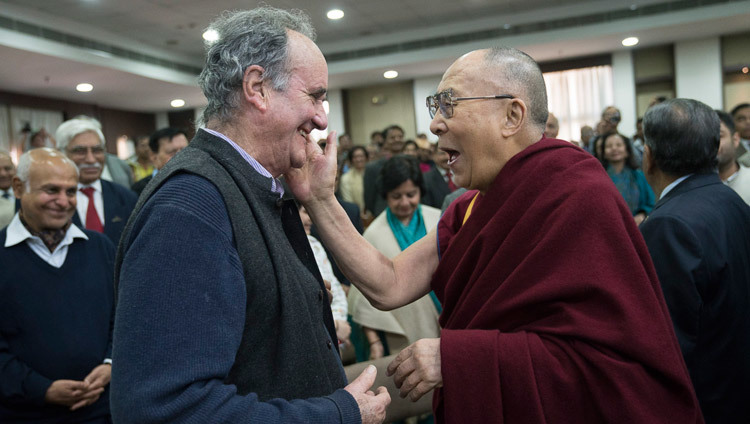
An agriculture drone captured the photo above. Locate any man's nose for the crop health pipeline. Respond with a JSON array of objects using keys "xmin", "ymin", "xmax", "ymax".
[
  {"xmin": 312, "ymin": 103, "xmax": 328, "ymax": 130},
  {"xmin": 429, "ymin": 114, "xmax": 446, "ymax": 136},
  {"xmin": 56, "ymin": 193, "xmax": 72, "ymax": 208}
]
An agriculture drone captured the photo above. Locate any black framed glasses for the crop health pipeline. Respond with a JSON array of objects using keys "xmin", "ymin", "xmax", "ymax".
[
  {"xmin": 67, "ymin": 145, "xmax": 105, "ymax": 157},
  {"xmin": 426, "ymin": 89, "xmax": 515, "ymax": 119}
]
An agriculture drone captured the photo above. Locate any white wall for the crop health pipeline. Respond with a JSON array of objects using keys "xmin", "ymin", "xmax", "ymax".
[
  {"xmin": 413, "ymin": 76, "xmax": 443, "ymax": 143},
  {"xmin": 155, "ymin": 112, "xmax": 169, "ymax": 129},
  {"xmin": 326, "ymin": 89, "xmax": 345, "ymax": 141},
  {"xmin": 612, "ymin": 50, "xmax": 637, "ymax": 137},
  {"xmin": 675, "ymin": 37, "xmax": 723, "ymax": 108}
]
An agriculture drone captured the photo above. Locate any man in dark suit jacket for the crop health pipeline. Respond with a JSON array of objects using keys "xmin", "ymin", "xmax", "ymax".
[
  {"xmin": 72, "ymin": 179, "xmax": 136, "ymax": 246},
  {"xmin": 131, "ymin": 127, "xmax": 189, "ymax": 196},
  {"xmin": 639, "ymin": 98, "xmax": 750, "ymax": 424},
  {"xmin": 56, "ymin": 118, "xmax": 137, "ymax": 246},
  {"xmin": 421, "ymin": 148, "xmax": 454, "ymax": 208}
]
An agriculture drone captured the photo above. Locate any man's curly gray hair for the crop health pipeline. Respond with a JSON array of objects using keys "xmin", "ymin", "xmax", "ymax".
[{"xmin": 198, "ymin": 7, "xmax": 316, "ymax": 126}]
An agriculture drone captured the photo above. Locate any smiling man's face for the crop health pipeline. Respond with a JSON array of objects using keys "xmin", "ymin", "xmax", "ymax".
[{"xmin": 264, "ymin": 30, "xmax": 329, "ymax": 177}]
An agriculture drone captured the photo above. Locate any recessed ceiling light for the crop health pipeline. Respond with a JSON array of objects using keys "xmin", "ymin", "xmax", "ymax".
[
  {"xmin": 76, "ymin": 83, "xmax": 93, "ymax": 92},
  {"xmin": 327, "ymin": 9, "xmax": 344, "ymax": 20},
  {"xmin": 622, "ymin": 37, "xmax": 639, "ymax": 47},
  {"xmin": 202, "ymin": 29, "xmax": 219, "ymax": 43},
  {"xmin": 630, "ymin": 4, "xmax": 638, "ymax": 10},
  {"xmin": 503, "ymin": 23, "xmax": 512, "ymax": 30},
  {"xmin": 383, "ymin": 70, "xmax": 398, "ymax": 79},
  {"xmin": 171, "ymin": 99, "xmax": 186, "ymax": 108},
  {"xmin": 742, "ymin": 66, "xmax": 749, "ymax": 74}
]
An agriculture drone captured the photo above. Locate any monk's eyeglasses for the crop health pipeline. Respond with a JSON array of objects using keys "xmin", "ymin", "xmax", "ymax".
[{"xmin": 426, "ymin": 88, "xmax": 515, "ymax": 119}]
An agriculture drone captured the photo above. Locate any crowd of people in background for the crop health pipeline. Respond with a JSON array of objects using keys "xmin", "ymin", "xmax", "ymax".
[{"xmin": 1, "ymin": 6, "xmax": 749, "ymax": 424}]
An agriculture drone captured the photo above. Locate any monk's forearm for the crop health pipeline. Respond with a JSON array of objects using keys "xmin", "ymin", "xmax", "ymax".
[{"xmin": 305, "ymin": 196, "xmax": 402, "ymax": 309}]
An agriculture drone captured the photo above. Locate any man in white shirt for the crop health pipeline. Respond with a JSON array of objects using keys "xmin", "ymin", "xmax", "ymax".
[
  {"xmin": 717, "ymin": 109, "xmax": 750, "ymax": 204},
  {"xmin": 730, "ymin": 103, "xmax": 750, "ymax": 163},
  {"xmin": 55, "ymin": 118, "xmax": 137, "ymax": 245},
  {"xmin": 0, "ymin": 148, "xmax": 115, "ymax": 423},
  {"xmin": 0, "ymin": 150, "xmax": 15, "ymax": 228}
]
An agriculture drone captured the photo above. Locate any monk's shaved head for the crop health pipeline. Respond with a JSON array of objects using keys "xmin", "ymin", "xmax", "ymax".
[{"xmin": 483, "ymin": 47, "xmax": 548, "ymax": 130}]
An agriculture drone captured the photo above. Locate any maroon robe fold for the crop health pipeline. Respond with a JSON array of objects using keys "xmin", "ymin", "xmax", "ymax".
[{"xmin": 432, "ymin": 138, "xmax": 702, "ymax": 423}]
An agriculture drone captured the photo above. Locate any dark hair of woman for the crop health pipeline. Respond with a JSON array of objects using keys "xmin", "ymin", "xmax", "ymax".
[
  {"xmin": 378, "ymin": 155, "xmax": 425, "ymax": 199},
  {"xmin": 347, "ymin": 145, "xmax": 369, "ymax": 162},
  {"xmin": 600, "ymin": 132, "xmax": 638, "ymax": 170}
]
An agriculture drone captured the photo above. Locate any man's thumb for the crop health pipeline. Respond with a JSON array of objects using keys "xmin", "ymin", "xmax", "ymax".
[{"xmin": 349, "ymin": 365, "xmax": 377, "ymax": 393}]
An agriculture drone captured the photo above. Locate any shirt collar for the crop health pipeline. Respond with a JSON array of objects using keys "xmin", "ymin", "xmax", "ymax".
[
  {"xmin": 200, "ymin": 128, "xmax": 285, "ymax": 198},
  {"xmin": 660, "ymin": 174, "xmax": 692, "ymax": 199},
  {"xmin": 78, "ymin": 179, "xmax": 102, "ymax": 192},
  {"xmin": 725, "ymin": 163, "xmax": 741, "ymax": 184},
  {"xmin": 4, "ymin": 212, "xmax": 88, "ymax": 248}
]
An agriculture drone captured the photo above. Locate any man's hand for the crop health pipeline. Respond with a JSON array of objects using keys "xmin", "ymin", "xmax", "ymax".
[
  {"xmin": 84, "ymin": 364, "xmax": 111, "ymax": 391},
  {"xmin": 335, "ymin": 319, "xmax": 351, "ymax": 346},
  {"xmin": 71, "ymin": 364, "xmax": 111, "ymax": 411},
  {"xmin": 323, "ymin": 279, "xmax": 333, "ymax": 305},
  {"xmin": 386, "ymin": 338, "xmax": 442, "ymax": 401},
  {"xmin": 286, "ymin": 132, "xmax": 338, "ymax": 206},
  {"xmin": 44, "ymin": 380, "xmax": 94, "ymax": 408},
  {"xmin": 344, "ymin": 365, "xmax": 391, "ymax": 424}
]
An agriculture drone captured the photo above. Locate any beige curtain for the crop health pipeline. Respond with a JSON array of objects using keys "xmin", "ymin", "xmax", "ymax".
[
  {"xmin": 544, "ymin": 65, "xmax": 614, "ymax": 143},
  {"xmin": 8, "ymin": 106, "xmax": 64, "ymax": 156}
]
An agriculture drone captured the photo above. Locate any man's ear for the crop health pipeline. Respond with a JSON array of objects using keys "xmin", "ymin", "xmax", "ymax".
[
  {"xmin": 501, "ymin": 99, "xmax": 526, "ymax": 137},
  {"xmin": 642, "ymin": 144, "xmax": 653, "ymax": 175},
  {"xmin": 11, "ymin": 176, "xmax": 24, "ymax": 199},
  {"xmin": 732, "ymin": 132, "xmax": 741, "ymax": 149},
  {"xmin": 242, "ymin": 65, "xmax": 269, "ymax": 112}
]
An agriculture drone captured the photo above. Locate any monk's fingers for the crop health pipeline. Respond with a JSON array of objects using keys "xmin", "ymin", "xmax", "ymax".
[
  {"xmin": 386, "ymin": 344, "xmax": 414, "ymax": 377},
  {"xmin": 390, "ymin": 356, "xmax": 416, "ymax": 388},
  {"xmin": 398, "ymin": 368, "xmax": 424, "ymax": 398},
  {"xmin": 407, "ymin": 381, "xmax": 436, "ymax": 402}
]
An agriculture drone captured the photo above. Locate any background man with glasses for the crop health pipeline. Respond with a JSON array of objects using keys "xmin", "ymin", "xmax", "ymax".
[
  {"xmin": 290, "ymin": 46, "xmax": 702, "ymax": 422},
  {"xmin": 56, "ymin": 118, "xmax": 137, "ymax": 245}
]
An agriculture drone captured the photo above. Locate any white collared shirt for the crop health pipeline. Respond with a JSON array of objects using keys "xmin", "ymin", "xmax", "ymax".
[
  {"xmin": 660, "ymin": 174, "xmax": 692, "ymax": 200},
  {"xmin": 200, "ymin": 128, "xmax": 285, "ymax": 197},
  {"xmin": 76, "ymin": 179, "xmax": 105, "ymax": 227},
  {"xmin": 4, "ymin": 213, "xmax": 88, "ymax": 268}
]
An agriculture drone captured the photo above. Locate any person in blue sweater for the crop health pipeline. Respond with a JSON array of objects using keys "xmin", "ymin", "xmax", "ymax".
[
  {"xmin": 0, "ymin": 148, "xmax": 115, "ymax": 423},
  {"xmin": 112, "ymin": 6, "xmax": 389, "ymax": 424}
]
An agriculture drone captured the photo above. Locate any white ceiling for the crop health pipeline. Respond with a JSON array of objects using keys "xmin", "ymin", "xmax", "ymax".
[{"xmin": 0, "ymin": 0, "xmax": 749, "ymax": 112}]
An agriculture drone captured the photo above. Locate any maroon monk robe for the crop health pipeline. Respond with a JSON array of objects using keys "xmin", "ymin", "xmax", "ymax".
[{"xmin": 432, "ymin": 138, "xmax": 702, "ymax": 423}]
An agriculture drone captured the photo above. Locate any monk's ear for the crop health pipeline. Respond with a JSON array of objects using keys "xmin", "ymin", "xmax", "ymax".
[
  {"xmin": 242, "ymin": 65, "xmax": 269, "ymax": 112},
  {"xmin": 501, "ymin": 98, "xmax": 526, "ymax": 137}
]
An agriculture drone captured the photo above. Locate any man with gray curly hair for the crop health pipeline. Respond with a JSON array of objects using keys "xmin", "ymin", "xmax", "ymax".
[{"xmin": 112, "ymin": 6, "xmax": 389, "ymax": 424}]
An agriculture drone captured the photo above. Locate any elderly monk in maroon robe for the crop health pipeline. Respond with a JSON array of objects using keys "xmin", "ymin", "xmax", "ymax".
[{"xmin": 288, "ymin": 46, "xmax": 703, "ymax": 423}]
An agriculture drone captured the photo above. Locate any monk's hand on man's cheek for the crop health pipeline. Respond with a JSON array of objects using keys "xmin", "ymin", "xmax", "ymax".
[
  {"xmin": 286, "ymin": 131, "xmax": 338, "ymax": 206},
  {"xmin": 386, "ymin": 338, "xmax": 443, "ymax": 401}
]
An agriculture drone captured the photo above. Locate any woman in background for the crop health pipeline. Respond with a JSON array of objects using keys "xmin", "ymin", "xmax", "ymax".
[
  {"xmin": 347, "ymin": 155, "xmax": 441, "ymax": 360},
  {"xmin": 600, "ymin": 132, "xmax": 654, "ymax": 224}
]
